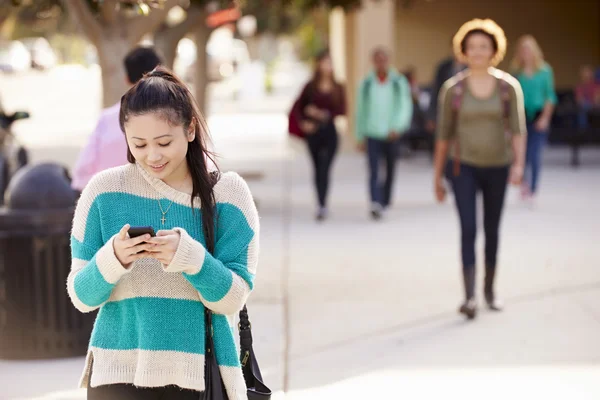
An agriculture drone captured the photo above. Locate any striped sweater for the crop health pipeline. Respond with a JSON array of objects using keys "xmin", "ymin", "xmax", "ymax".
[{"xmin": 67, "ymin": 163, "xmax": 259, "ymax": 399}]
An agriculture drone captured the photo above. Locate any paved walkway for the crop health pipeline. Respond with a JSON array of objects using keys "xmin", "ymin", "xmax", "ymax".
[
  {"xmin": 2, "ymin": 142, "xmax": 599, "ymax": 399},
  {"xmin": 1, "ymin": 65, "xmax": 599, "ymax": 399}
]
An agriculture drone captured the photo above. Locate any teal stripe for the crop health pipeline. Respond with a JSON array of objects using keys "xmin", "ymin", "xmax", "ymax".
[
  {"xmin": 91, "ymin": 297, "xmax": 206, "ymax": 355},
  {"xmin": 91, "ymin": 298, "xmax": 240, "ymax": 367},
  {"xmin": 79, "ymin": 200, "xmax": 104, "ymax": 251},
  {"xmin": 183, "ymin": 203, "xmax": 255, "ymax": 301},
  {"xmin": 214, "ymin": 204, "xmax": 255, "ymax": 290},
  {"xmin": 212, "ymin": 313, "xmax": 240, "ymax": 367},
  {"xmin": 186, "ymin": 257, "xmax": 233, "ymax": 302},
  {"xmin": 71, "ymin": 237, "xmax": 97, "ymax": 262},
  {"xmin": 73, "ymin": 257, "xmax": 114, "ymax": 307}
]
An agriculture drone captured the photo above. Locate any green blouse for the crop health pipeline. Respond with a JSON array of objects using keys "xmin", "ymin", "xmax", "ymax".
[{"xmin": 514, "ymin": 63, "xmax": 557, "ymax": 121}]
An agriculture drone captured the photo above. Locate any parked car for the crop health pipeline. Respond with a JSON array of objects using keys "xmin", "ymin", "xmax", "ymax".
[
  {"xmin": 21, "ymin": 37, "xmax": 58, "ymax": 70},
  {"xmin": 0, "ymin": 40, "xmax": 31, "ymax": 73}
]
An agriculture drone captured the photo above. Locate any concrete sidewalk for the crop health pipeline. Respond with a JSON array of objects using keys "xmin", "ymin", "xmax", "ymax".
[{"xmin": 2, "ymin": 143, "xmax": 599, "ymax": 400}]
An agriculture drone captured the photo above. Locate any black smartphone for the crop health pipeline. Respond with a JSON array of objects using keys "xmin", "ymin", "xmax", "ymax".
[{"xmin": 128, "ymin": 226, "xmax": 156, "ymax": 239}]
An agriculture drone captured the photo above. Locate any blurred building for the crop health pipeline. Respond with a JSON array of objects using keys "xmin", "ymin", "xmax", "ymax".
[{"xmin": 329, "ymin": 0, "xmax": 600, "ymax": 138}]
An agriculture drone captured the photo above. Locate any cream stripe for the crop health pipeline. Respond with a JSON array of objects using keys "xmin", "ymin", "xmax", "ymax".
[
  {"xmin": 214, "ymin": 172, "xmax": 260, "ymax": 276},
  {"xmin": 214, "ymin": 172, "xmax": 260, "ymax": 231},
  {"xmin": 82, "ymin": 348, "xmax": 206, "ymax": 391},
  {"xmin": 108, "ymin": 257, "xmax": 201, "ymax": 302},
  {"xmin": 220, "ymin": 365, "xmax": 249, "ymax": 400},
  {"xmin": 72, "ymin": 168, "xmax": 259, "ymax": 242}
]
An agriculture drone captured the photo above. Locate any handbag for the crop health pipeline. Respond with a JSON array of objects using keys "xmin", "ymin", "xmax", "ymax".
[
  {"xmin": 288, "ymin": 82, "xmax": 319, "ymax": 140},
  {"xmin": 288, "ymin": 97, "xmax": 306, "ymax": 139},
  {"xmin": 203, "ymin": 175, "xmax": 271, "ymax": 400}
]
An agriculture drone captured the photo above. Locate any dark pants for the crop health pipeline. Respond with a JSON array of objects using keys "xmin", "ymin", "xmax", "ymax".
[
  {"xmin": 306, "ymin": 121, "xmax": 338, "ymax": 207},
  {"xmin": 88, "ymin": 384, "xmax": 204, "ymax": 400},
  {"xmin": 367, "ymin": 137, "xmax": 398, "ymax": 207},
  {"xmin": 446, "ymin": 162, "xmax": 509, "ymax": 272},
  {"xmin": 525, "ymin": 122, "xmax": 547, "ymax": 194}
]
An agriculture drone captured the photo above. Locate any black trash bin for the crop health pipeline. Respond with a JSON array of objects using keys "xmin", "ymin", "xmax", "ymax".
[{"xmin": 0, "ymin": 163, "xmax": 95, "ymax": 359}]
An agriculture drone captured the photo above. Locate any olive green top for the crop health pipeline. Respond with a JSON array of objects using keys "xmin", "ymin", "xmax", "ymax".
[{"xmin": 436, "ymin": 68, "xmax": 527, "ymax": 167}]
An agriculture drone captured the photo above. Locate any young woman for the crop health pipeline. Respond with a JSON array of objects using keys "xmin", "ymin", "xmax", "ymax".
[
  {"xmin": 67, "ymin": 67, "xmax": 259, "ymax": 399},
  {"xmin": 295, "ymin": 49, "xmax": 346, "ymax": 221},
  {"xmin": 511, "ymin": 35, "xmax": 557, "ymax": 203},
  {"xmin": 433, "ymin": 19, "xmax": 527, "ymax": 319}
]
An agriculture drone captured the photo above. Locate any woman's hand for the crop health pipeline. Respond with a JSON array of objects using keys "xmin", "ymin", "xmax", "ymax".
[
  {"xmin": 300, "ymin": 120, "xmax": 317, "ymax": 135},
  {"xmin": 147, "ymin": 230, "xmax": 181, "ymax": 266},
  {"xmin": 304, "ymin": 104, "xmax": 320, "ymax": 119},
  {"xmin": 113, "ymin": 224, "xmax": 154, "ymax": 268},
  {"xmin": 509, "ymin": 164, "xmax": 524, "ymax": 186},
  {"xmin": 534, "ymin": 116, "xmax": 550, "ymax": 132},
  {"xmin": 434, "ymin": 177, "xmax": 446, "ymax": 203},
  {"xmin": 316, "ymin": 109, "xmax": 330, "ymax": 122}
]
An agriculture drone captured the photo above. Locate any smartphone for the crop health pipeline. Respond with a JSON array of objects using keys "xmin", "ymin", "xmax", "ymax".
[{"xmin": 128, "ymin": 226, "xmax": 156, "ymax": 239}]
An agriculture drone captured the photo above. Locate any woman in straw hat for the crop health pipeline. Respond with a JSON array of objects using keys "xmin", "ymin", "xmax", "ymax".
[{"xmin": 433, "ymin": 19, "xmax": 527, "ymax": 320}]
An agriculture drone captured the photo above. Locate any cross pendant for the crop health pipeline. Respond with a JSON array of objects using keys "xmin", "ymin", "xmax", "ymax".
[{"xmin": 161, "ymin": 215, "xmax": 166, "ymax": 225}]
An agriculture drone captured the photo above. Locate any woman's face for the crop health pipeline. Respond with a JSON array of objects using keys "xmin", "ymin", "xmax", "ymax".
[
  {"xmin": 581, "ymin": 66, "xmax": 594, "ymax": 82},
  {"xmin": 318, "ymin": 56, "xmax": 333, "ymax": 77},
  {"xmin": 519, "ymin": 41, "xmax": 535, "ymax": 65},
  {"xmin": 125, "ymin": 112, "xmax": 194, "ymax": 181},
  {"xmin": 464, "ymin": 33, "xmax": 495, "ymax": 69}
]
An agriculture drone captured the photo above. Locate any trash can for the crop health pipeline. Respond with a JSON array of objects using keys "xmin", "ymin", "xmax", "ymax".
[{"xmin": 0, "ymin": 163, "xmax": 95, "ymax": 359}]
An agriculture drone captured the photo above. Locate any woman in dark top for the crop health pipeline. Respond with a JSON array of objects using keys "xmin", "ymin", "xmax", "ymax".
[{"xmin": 296, "ymin": 49, "xmax": 346, "ymax": 221}]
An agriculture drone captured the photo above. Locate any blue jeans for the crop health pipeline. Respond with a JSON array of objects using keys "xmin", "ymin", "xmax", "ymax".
[
  {"xmin": 445, "ymin": 162, "xmax": 509, "ymax": 270},
  {"xmin": 578, "ymin": 102, "xmax": 591, "ymax": 129},
  {"xmin": 525, "ymin": 123, "xmax": 548, "ymax": 194},
  {"xmin": 367, "ymin": 137, "xmax": 398, "ymax": 207}
]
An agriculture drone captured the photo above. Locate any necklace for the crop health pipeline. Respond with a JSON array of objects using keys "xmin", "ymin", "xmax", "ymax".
[
  {"xmin": 157, "ymin": 198, "xmax": 175, "ymax": 226},
  {"xmin": 157, "ymin": 174, "xmax": 190, "ymax": 225}
]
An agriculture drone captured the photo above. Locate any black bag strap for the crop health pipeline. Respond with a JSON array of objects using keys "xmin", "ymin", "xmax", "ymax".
[{"xmin": 203, "ymin": 172, "xmax": 271, "ymax": 399}]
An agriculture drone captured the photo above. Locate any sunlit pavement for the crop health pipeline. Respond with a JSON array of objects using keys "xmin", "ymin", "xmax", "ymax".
[{"xmin": 1, "ymin": 65, "xmax": 599, "ymax": 400}]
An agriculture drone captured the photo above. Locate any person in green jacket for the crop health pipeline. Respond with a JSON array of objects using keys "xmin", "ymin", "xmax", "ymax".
[{"xmin": 355, "ymin": 47, "xmax": 413, "ymax": 220}]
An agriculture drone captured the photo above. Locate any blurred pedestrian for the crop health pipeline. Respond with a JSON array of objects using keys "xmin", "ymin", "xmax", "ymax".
[
  {"xmin": 511, "ymin": 35, "xmax": 557, "ymax": 204},
  {"xmin": 575, "ymin": 64, "xmax": 600, "ymax": 129},
  {"xmin": 67, "ymin": 67, "xmax": 259, "ymax": 399},
  {"xmin": 71, "ymin": 46, "xmax": 162, "ymax": 193},
  {"xmin": 433, "ymin": 19, "xmax": 527, "ymax": 319},
  {"xmin": 427, "ymin": 39, "xmax": 466, "ymax": 134},
  {"xmin": 355, "ymin": 47, "xmax": 413, "ymax": 220},
  {"xmin": 292, "ymin": 49, "xmax": 346, "ymax": 221}
]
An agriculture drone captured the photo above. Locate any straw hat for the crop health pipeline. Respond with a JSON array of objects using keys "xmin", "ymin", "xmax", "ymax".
[{"xmin": 452, "ymin": 18, "xmax": 507, "ymax": 66}]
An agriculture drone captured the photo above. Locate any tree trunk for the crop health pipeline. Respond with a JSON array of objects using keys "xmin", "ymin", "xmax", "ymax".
[
  {"xmin": 194, "ymin": 24, "xmax": 211, "ymax": 116},
  {"xmin": 154, "ymin": 6, "xmax": 208, "ymax": 72},
  {"xmin": 96, "ymin": 36, "xmax": 131, "ymax": 108},
  {"xmin": 154, "ymin": 26, "xmax": 182, "ymax": 70}
]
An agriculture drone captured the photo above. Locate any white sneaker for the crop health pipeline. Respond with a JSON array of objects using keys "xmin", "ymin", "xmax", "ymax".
[
  {"xmin": 316, "ymin": 207, "xmax": 327, "ymax": 221},
  {"xmin": 370, "ymin": 202, "xmax": 383, "ymax": 220}
]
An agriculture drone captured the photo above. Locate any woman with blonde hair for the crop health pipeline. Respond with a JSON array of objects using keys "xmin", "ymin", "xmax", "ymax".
[
  {"xmin": 434, "ymin": 19, "xmax": 526, "ymax": 319},
  {"xmin": 511, "ymin": 35, "xmax": 557, "ymax": 203}
]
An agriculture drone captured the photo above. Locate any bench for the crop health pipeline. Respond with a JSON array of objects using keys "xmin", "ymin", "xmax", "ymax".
[{"xmin": 549, "ymin": 90, "xmax": 600, "ymax": 167}]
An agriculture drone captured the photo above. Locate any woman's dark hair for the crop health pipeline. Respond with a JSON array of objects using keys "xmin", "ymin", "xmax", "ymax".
[
  {"xmin": 461, "ymin": 28, "xmax": 498, "ymax": 55},
  {"xmin": 310, "ymin": 48, "xmax": 343, "ymax": 109},
  {"xmin": 119, "ymin": 67, "xmax": 219, "ymax": 248}
]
